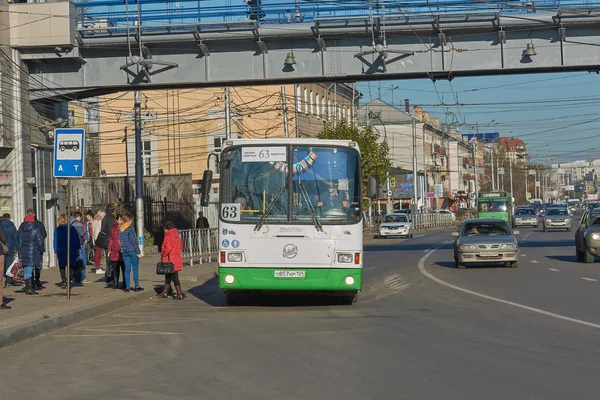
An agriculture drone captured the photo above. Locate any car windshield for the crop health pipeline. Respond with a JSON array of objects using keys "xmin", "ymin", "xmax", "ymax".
[
  {"xmin": 478, "ymin": 199, "xmax": 508, "ymax": 212},
  {"xmin": 591, "ymin": 217, "xmax": 600, "ymax": 226},
  {"xmin": 382, "ymin": 215, "xmax": 408, "ymax": 223},
  {"xmin": 516, "ymin": 209, "xmax": 536, "ymax": 216},
  {"xmin": 462, "ymin": 222, "xmax": 510, "ymax": 236},
  {"xmin": 547, "ymin": 209, "xmax": 568, "ymax": 216}
]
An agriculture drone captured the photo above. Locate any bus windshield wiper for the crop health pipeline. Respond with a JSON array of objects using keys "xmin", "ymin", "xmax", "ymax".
[
  {"xmin": 254, "ymin": 187, "xmax": 286, "ymax": 231},
  {"xmin": 299, "ymin": 183, "xmax": 323, "ymax": 232}
]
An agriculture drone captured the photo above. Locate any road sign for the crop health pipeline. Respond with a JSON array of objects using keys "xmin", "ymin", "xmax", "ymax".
[
  {"xmin": 387, "ymin": 190, "xmax": 393, "ymax": 197},
  {"xmin": 526, "ymin": 192, "xmax": 531, "ymax": 200},
  {"xmin": 53, "ymin": 128, "xmax": 85, "ymax": 177}
]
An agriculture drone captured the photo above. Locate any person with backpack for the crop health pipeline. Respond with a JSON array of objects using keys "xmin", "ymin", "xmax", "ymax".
[
  {"xmin": 118, "ymin": 213, "xmax": 142, "ymax": 292},
  {"xmin": 157, "ymin": 220, "xmax": 184, "ymax": 300},
  {"xmin": 16, "ymin": 213, "xmax": 44, "ymax": 295}
]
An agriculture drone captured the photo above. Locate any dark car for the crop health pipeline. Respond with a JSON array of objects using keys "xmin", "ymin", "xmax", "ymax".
[{"xmin": 575, "ymin": 208, "xmax": 600, "ymax": 263}]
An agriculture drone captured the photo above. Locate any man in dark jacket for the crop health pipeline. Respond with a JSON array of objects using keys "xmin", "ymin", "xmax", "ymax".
[
  {"xmin": 17, "ymin": 213, "xmax": 44, "ymax": 295},
  {"xmin": 0, "ymin": 223, "xmax": 10, "ymax": 308},
  {"xmin": 26, "ymin": 208, "xmax": 46, "ymax": 289},
  {"xmin": 97, "ymin": 205, "xmax": 115, "ymax": 272},
  {"xmin": 1, "ymin": 214, "xmax": 19, "ymax": 287},
  {"xmin": 70, "ymin": 212, "xmax": 87, "ymax": 283}
]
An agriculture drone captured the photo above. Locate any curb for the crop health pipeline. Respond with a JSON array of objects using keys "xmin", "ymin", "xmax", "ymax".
[{"xmin": 0, "ymin": 267, "xmax": 217, "ymax": 350}]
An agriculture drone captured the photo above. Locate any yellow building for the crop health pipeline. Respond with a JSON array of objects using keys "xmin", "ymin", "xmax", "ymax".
[{"xmin": 72, "ymin": 83, "xmax": 359, "ymax": 180}]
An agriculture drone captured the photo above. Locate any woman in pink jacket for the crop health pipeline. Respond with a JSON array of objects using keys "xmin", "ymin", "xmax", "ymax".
[{"xmin": 157, "ymin": 220, "xmax": 184, "ymax": 300}]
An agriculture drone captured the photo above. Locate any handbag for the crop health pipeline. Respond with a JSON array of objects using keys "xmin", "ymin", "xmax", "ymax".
[
  {"xmin": 7, "ymin": 258, "xmax": 24, "ymax": 282},
  {"xmin": 156, "ymin": 254, "xmax": 175, "ymax": 275},
  {"xmin": 0, "ymin": 241, "xmax": 8, "ymax": 254}
]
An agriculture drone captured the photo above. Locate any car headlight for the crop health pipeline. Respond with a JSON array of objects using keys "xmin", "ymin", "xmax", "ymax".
[
  {"xmin": 500, "ymin": 243, "xmax": 517, "ymax": 249},
  {"xmin": 459, "ymin": 245, "xmax": 478, "ymax": 250},
  {"xmin": 337, "ymin": 253, "xmax": 353, "ymax": 263},
  {"xmin": 564, "ymin": 219, "xmax": 570, "ymax": 223},
  {"xmin": 544, "ymin": 219, "xmax": 550, "ymax": 223},
  {"xmin": 227, "ymin": 252, "xmax": 244, "ymax": 262},
  {"xmin": 592, "ymin": 233, "xmax": 600, "ymax": 240}
]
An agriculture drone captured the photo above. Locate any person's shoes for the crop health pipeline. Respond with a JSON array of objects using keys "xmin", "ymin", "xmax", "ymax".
[
  {"xmin": 81, "ymin": 280, "xmax": 91, "ymax": 284},
  {"xmin": 134, "ymin": 287, "xmax": 144, "ymax": 293},
  {"xmin": 157, "ymin": 284, "xmax": 170, "ymax": 298},
  {"xmin": 0, "ymin": 303, "xmax": 11, "ymax": 309},
  {"xmin": 174, "ymin": 285, "xmax": 184, "ymax": 300},
  {"xmin": 26, "ymin": 278, "xmax": 37, "ymax": 295},
  {"xmin": 123, "ymin": 288, "xmax": 130, "ymax": 293},
  {"xmin": 95, "ymin": 268, "xmax": 105, "ymax": 275}
]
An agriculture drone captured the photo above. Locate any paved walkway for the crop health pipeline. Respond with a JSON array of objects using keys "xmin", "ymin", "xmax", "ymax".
[{"xmin": 0, "ymin": 255, "xmax": 216, "ymax": 349}]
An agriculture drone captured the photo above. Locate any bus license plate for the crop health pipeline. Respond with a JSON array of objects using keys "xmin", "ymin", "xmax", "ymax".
[
  {"xmin": 274, "ymin": 270, "xmax": 306, "ymax": 278},
  {"xmin": 480, "ymin": 252, "xmax": 499, "ymax": 257}
]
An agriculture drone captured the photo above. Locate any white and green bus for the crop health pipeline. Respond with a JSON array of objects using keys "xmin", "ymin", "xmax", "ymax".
[{"xmin": 203, "ymin": 138, "xmax": 363, "ymax": 305}]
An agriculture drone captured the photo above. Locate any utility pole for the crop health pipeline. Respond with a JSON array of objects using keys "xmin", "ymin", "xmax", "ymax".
[
  {"xmin": 225, "ymin": 87, "xmax": 231, "ymax": 139},
  {"xmin": 509, "ymin": 156, "xmax": 514, "ymax": 204},
  {"xmin": 524, "ymin": 158, "xmax": 528, "ymax": 203},
  {"xmin": 412, "ymin": 118, "xmax": 419, "ymax": 218},
  {"xmin": 491, "ymin": 147, "xmax": 495, "ymax": 190},
  {"xmin": 473, "ymin": 138, "xmax": 478, "ymax": 208},
  {"xmin": 281, "ymin": 85, "xmax": 289, "ymax": 138},
  {"xmin": 294, "ymin": 84, "xmax": 300, "ymax": 137},
  {"xmin": 134, "ymin": 90, "xmax": 145, "ymax": 256}
]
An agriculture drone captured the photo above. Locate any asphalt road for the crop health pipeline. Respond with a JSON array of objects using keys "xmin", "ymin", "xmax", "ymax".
[{"xmin": 1, "ymin": 221, "xmax": 600, "ymax": 400}]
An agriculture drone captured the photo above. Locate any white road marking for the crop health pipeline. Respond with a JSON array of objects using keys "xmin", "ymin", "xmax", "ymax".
[
  {"xmin": 521, "ymin": 254, "xmax": 527, "ymax": 257},
  {"xmin": 548, "ymin": 267, "xmax": 559, "ymax": 271},
  {"xmin": 581, "ymin": 277, "xmax": 598, "ymax": 282},
  {"xmin": 418, "ymin": 245, "xmax": 600, "ymax": 330},
  {"xmin": 413, "ymin": 234, "xmax": 426, "ymax": 239},
  {"xmin": 531, "ymin": 260, "xmax": 539, "ymax": 264}
]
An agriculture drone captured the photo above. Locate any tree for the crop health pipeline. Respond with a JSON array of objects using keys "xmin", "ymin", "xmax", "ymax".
[{"xmin": 318, "ymin": 121, "xmax": 391, "ymax": 200}]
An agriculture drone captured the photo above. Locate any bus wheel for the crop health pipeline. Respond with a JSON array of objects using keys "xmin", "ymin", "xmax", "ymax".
[{"xmin": 224, "ymin": 290, "xmax": 246, "ymax": 306}]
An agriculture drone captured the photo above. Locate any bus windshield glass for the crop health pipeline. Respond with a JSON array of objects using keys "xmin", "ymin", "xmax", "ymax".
[
  {"xmin": 478, "ymin": 199, "xmax": 508, "ymax": 213},
  {"xmin": 219, "ymin": 144, "xmax": 361, "ymax": 225}
]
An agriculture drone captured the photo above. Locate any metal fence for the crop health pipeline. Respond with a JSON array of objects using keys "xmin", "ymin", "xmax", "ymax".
[
  {"xmin": 180, "ymin": 228, "xmax": 218, "ymax": 266},
  {"xmin": 412, "ymin": 213, "xmax": 455, "ymax": 229}
]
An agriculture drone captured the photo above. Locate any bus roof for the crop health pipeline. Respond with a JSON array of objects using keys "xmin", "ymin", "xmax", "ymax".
[
  {"xmin": 223, "ymin": 138, "xmax": 360, "ymax": 151},
  {"xmin": 478, "ymin": 191, "xmax": 509, "ymax": 198}
]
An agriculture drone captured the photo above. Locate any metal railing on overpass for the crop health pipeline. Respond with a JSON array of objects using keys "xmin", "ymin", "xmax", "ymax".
[
  {"xmin": 75, "ymin": 0, "xmax": 600, "ymax": 37},
  {"xmin": 180, "ymin": 228, "xmax": 218, "ymax": 266}
]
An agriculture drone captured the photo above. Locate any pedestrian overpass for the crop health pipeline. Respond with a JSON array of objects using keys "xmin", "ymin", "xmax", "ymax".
[{"xmin": 11, "ymin": 0, "xmax": 600, "ymax": 102}]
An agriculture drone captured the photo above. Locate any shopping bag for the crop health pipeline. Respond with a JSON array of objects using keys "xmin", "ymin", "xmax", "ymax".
[{"xmin": 7, "ymin": 259, "xmax": 24, "ymax": 282}]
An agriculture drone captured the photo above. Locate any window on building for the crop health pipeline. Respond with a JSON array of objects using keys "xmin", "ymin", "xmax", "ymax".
[
  {"xmin": 328, "ymin": 99, "xmax": 332, "ymax": 120},
  {"xmin": 303, "ymin": 88, "xmax": 308, "ymax": 114},
  {"xmin": 142, "ymin": 140, "xmax": 152, "ymax": 175},
  {"xmin": 296, "ymin": 85, "xmax": 302, "ymax": 114},
  {"xmin": 316, "ymin": 94, "xmax": 321, "ymax": 117},
  {"xmin": 310, "ymin": 91, "xmax": 314, "ymax": 115}
]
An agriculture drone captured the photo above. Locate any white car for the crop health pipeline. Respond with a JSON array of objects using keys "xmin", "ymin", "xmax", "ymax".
[
  {"xmin": 379, "ymin": 213, "xmax": 414, "ymax": 238},
  {"xmin": 433, "ymin": 209, "xmax": 456, "ymax": 221}
]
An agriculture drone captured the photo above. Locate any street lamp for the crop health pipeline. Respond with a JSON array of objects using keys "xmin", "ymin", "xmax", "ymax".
[{"xmin": 368, "ymin": 112, "xmax": 393, "ymax": 214}]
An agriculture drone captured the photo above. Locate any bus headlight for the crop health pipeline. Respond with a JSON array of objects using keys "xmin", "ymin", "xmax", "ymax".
[
  {"xmin": 592, "ymin": 233, "xmax": 600, "ymax": 240},
  {"xmin": 345, "ymin": 276, "xmax": 355, "ymax": 285},
  {"xmin": 224, "ymin": 274, "xmax": 235, "ymax": 284},
  {"xmin": 337, "ymin": 253, "xmax": 353, "ymax": 263},
  {"xmin": 227, "ymin": 252, "xmax": 244, "ymax": 262}
]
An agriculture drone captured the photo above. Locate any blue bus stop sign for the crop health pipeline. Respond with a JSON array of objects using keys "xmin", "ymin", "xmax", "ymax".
[{"xmin": 53, "ymin": 128, "xmax": 85, "ymax": 178}]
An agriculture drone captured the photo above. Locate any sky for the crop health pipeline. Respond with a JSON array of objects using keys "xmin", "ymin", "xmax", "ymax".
[{"xmin": 356, "ymin": 72, "xmax": 600, "ymax": 165}]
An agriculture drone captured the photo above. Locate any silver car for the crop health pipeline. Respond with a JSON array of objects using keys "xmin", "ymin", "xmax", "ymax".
[
  {"xmin": 453, "ymin": 218, "xmax": 520, "ymax": 269},
  {"xmin": 378, "ymin": 213, "xmax": 414, "ymax": 238},
  {"xmin": 513, "ymin": 208, "xmax": 539, "ymax": 228},
  {"xmin": 543, "ymin": 208, "xmax": 571, "ymax": 232}
]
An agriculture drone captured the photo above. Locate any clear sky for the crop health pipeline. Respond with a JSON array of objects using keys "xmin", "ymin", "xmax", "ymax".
[{"xmin": 357, "ymin": 72, "xmax": 600, "ymax": 165}]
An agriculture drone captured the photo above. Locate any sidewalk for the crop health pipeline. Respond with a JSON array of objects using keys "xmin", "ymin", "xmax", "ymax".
[{"xmin": 0, "ymin": 255, "xmax": 217, "ymax": 349}]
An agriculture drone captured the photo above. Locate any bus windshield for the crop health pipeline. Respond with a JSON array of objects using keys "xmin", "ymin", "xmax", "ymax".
[
  {"xmin": 219, "ymin": 144, "xmax": 361, "ymax": 225},
  {"xmin": 478, "ymin": 199, "xmax": 508, "ymax": 213}
]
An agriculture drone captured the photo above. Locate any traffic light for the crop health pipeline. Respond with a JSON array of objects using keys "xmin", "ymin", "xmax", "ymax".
[{"xmin": 200, "ymin": 169, "xmax": 213, "ymax": 207}]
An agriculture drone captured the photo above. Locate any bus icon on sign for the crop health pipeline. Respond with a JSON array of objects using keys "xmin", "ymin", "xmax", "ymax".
[{"xmin": 59, "ymin": 140, "xmax": 80, "ymax": 152}]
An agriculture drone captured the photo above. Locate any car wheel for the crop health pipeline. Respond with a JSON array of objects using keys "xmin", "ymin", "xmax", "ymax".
[
  {"xmin": 576, "ymin": 245, "xmax": 584, "ymax": 262},
  {"xmin": 455, "ymin": 260, "xmax": 465, "ymax": 269},
  {"xmin": 510, "ymin": 261, "xmax": 519, "ymax": 268},
  {"xmin": 380, "ymin": 235, "xmax": 387, "ymax": 239},
  {"xmin": 408, "ymin": 232, "xmax": 413, "ymax": 238},
  {"xmin": 341, "ymin": 291, "xmax": 359, "ymax": 305},
  {"xmin": 543, "ymin": 226, "xmax": 547, "ymax": 232},
  {"xmin": 584, "ymin": 247, "xmax": 595, "ymax": 264},
  {"xmin": 567, "ymin": 227, "xmax": 572, "ymax": 232}
]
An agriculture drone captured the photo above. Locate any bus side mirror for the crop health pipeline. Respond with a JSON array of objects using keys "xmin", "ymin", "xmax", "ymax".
[
  {"xmin": 368, "ymin": 175, "xmax": 378, "ymax": 200},
  {"xmin": 200, "ymin": 170, "xmax": 213, "ymax": 207}
]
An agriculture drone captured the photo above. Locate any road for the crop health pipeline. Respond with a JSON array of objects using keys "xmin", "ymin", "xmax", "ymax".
[{"xmin": 1, "ymin": 222, "xmax": 600, "ymax": 400}]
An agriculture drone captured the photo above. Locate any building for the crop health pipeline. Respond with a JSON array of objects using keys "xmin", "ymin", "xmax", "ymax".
[{"xmin": 357, "ymin": 99, "xmax": 469, "ymax": 210}]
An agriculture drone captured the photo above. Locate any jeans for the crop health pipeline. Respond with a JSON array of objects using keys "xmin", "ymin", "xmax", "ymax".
[
  {"xmin": 79, "ymin": 244, "xmax": 87, "ymax": 281},
  {"xmin": 122, "ymin": 252, "xmax": 139, "ymax": 289},
  {"xmin": 23, "ymin": 266, "xmax": 34, "ymax": 280}
]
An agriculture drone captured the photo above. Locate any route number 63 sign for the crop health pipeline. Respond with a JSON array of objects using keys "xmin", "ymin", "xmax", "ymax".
[{"xmin": 221, "ymin": 203, "xmax": 241, "ymax": 221}]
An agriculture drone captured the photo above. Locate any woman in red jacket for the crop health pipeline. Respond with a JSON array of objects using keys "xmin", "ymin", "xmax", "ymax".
[
  {"xmin": 158, "ymin": 220, "xmax": 184, "ymax": 300},
  {"xmin": 107, "ymin": 214, "xmax": 125, "ymax": 289}
]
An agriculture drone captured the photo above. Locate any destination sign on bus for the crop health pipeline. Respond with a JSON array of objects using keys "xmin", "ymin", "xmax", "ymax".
[
  {"xmin": 479, "ymin": 192, "xmax": 508, "ymax": 198},
  {"xmin": 242, "ymin": 146, "xmax": 287, "ymax": 162}
]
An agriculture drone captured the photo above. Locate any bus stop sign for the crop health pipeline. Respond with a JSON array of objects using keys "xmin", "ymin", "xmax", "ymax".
[{"xmin": 53, "ymin": 128, "xmax": 85, "ymax": 177}]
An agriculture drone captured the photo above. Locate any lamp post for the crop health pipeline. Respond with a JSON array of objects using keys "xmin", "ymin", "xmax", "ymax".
[{"xmin": 369, "ymin": 112, "xmax": 392, "ymax": 214}]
